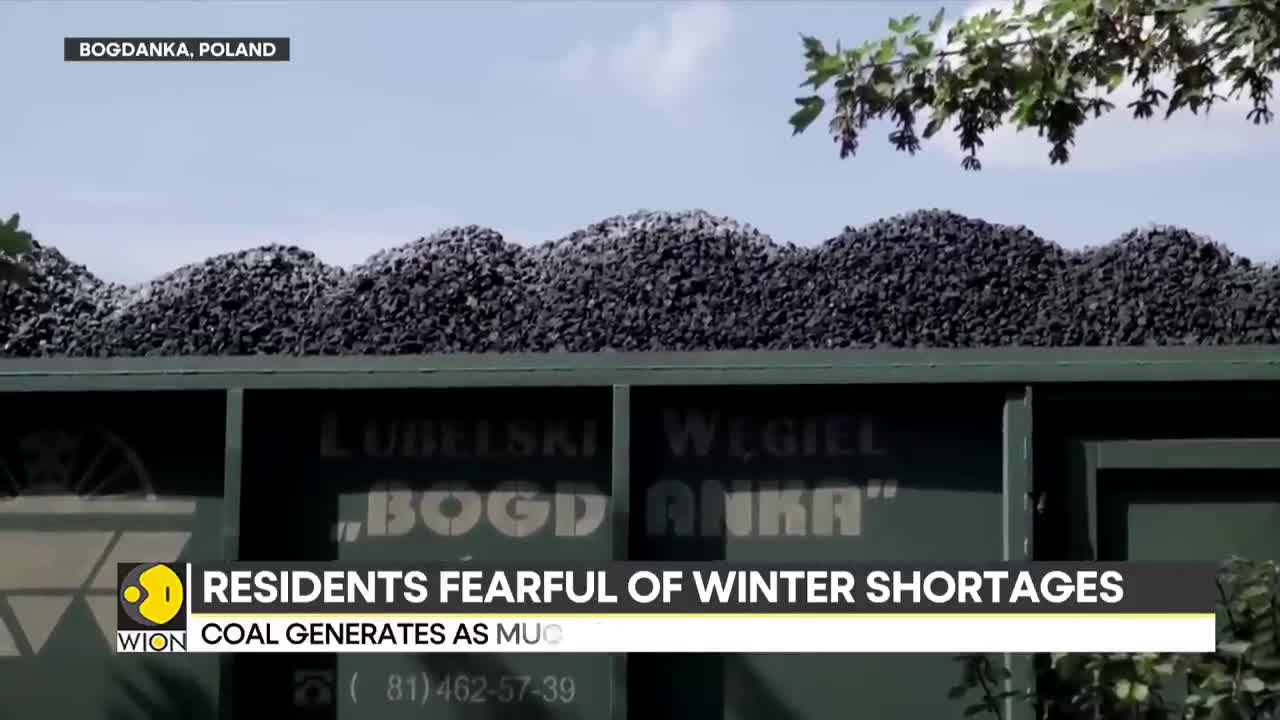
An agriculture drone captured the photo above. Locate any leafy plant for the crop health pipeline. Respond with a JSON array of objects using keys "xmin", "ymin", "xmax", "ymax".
[
  {"xmin": 790, "ymin": 0, "xmax": 1279, "ymax": 169},
  {"xmin": 951, "ymin": 558, "xmax": 1279, "ymax": 720},
  {"xmin": 0, "ymin": 212, "xmax": 33, "ymax": 286},
  {"xmin": 1183, "ymin": 558, "xmax": 1280, "ymax": 720}
]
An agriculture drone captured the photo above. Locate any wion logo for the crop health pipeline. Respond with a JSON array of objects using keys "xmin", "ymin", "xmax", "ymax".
[{"xmin": 115, "ymin": 562, "xmax": 187, "ymax": 653}]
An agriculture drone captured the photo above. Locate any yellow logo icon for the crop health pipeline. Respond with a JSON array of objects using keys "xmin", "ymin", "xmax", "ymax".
[{"xmin": 119, "ymin": 563, "xmax": 184, "ymax": 627}]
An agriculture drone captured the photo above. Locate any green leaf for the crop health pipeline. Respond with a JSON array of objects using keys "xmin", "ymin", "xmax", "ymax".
[
  {"xmin": 876, "ymin": 37, "xmax": 897, "ymax": 64},
  {"xmin": 1183, "ymin": 1, "xmax": 1214, "ymax": 26},
  {"xmin": 804, "ymin": 53, "xmax": 845, "ymax": 89},
  {"xmin": 0, "ymin": 213, "xmax": 33, "ymax": 259},
  {"xmin": 1131, "ymin": 682, "xmax": 1149, "ymax": 703},
  {"xmin": 1114, "ymin": 678, "xmax": 1132, "ymax": 700},
  {"xmin": 1047, "ymin": 0, "xmax": 1074, "ymax": 22},
  {"xmin": 1238, "ymin": 584, "xmax": 1271, "ymax": 600},
  {"xmin": 909, "ymin": 35, "xmax": 935, "ymax": 57},
  {"xmin": 1217, "ymin": 640, "xmax": 1250, "ymax": 657},
  {"xmin": 888, "ymin": 15, "xmax": 919, "ymax": 34},
  {"xmin": 1105, "ymin": 64, "xmax": 1126, "ymax": 93},
  {"xmin": 788, "ymin": 96, "xmax": 826, "ymax": 134},
  {"xmin": 928, "ymin": 7, "xmax": 946, "ymax": 34},
  {"xmin": 0, "ymin": 258, "xmax": 29, "ymax": 287},
  {"xmin": 1241, "ymin": 677, "xmax": 1265, "ymax": 693},
  {"xmin": 800, "ymin": 34, "xmax": 826, "ymax": 57}
]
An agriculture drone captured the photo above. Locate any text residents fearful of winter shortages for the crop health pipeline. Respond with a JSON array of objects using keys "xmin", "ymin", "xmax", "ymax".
[
  {"xmin": 173, "ymin": 563, "xmax": 1216, "ymax": 654},
  {"xmin": 196, "ymin": 567, "xmax": 1128, "ymax": 608}
]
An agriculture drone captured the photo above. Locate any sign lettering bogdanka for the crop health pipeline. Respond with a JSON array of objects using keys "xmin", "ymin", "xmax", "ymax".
[{"xmin": 320, "ymin": 409, "xmax": 899, "ymax": 540}]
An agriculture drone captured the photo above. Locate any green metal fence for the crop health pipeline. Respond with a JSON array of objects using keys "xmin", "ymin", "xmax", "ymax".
[{"xmin": 2, "ymin": 347, "xmax": 1279, "ymax": 720}]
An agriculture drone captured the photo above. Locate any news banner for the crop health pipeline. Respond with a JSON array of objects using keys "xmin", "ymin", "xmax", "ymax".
[{"xmin": 116, "ymin": 562, "xmax": 1214, "ymax": 654}]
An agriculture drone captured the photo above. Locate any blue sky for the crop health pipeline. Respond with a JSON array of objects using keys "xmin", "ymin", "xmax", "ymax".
[{"xmin": 3, "ymin": 0, "xmax": 1278, "ymax": 284}]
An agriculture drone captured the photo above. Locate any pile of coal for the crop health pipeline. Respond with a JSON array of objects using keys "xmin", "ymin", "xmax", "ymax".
[
  {"xmin": 77, "ymin": 245, "xmax": 342, "ymax": 356},
  {"xmin": 523, "ymin": 210, "xmax": 801, "ymax": 351},
  {"xmin": 1, "ymin": 208, "xmax": 1278, "ymax": 357},
  {"xmin": 1064, "ymin": 226, "xmax": 1271, "ymax": 345},
  {"xmin": 0, "ymin": 242, "xmax": 117, "ymax": 357},
  {"xmin": 787, "ymin": 212, "xmax": 1075, "ymax": 347},
  {"xmin": 309, "ymin": 226, "xmax": 538, "ymax": 354}
]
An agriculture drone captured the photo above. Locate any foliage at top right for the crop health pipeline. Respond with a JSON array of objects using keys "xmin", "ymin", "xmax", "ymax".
[{"xmin": 790, "ymin": 0, "xmax": 1279, "ymax": 170}]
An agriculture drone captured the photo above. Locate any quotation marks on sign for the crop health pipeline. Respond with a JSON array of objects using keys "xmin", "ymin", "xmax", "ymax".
[
  {"xmin": 865, "ymin": 478, "xmax": 897, "ymax": 499},
  {"xmin": 293, "ymin": 670, "xmax": 334, "ymax": 707},
  {"xmin": 331, "ymin": 521, "xmax": 362, "ymax": 544},
  {"xmin": 648, "ymin": 477, "xmax": 900, "ymax": 537}
]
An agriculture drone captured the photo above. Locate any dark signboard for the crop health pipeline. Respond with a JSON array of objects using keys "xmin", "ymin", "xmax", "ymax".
[
  {"xmin": 630, "ymin": 385, "xmax": 1006, "ymax": 720},
  {"xmin": 239, "ymin": 388, "xmax": 614, "ymax": 720},
  {"xmin": 0, "ymin": 391, "xmax": 226, "ymax": 720}
]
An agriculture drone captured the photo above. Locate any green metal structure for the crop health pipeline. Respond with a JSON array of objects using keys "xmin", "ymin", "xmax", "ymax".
[{"xmin": 1, "ymin": 347, "xmax": 1278, "ymax": 720}]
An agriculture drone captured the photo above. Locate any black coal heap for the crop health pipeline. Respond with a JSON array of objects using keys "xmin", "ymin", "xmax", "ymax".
[{"xmin": 2, "ymin": 209, "xmax": 1277, "ymax": 357}]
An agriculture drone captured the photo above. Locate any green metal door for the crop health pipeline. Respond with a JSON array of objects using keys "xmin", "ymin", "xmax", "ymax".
[
  {"xmin": 1070, "ymin": 437, "xmax": 1280, "ymax": 711},
  {"xmin": 629, "ymin": 384, "xmax": 1028, "ymax": 720},
  {"xmin": 1076, "ymin": 439, "xmax": 1280, "ymax": 562}
]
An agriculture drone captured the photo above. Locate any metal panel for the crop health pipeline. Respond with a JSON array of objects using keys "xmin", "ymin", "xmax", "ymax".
[
  {"xmin": 1093, "ymin": 438, "xmax": 1280, "ymax": 469},
  {"xmin": 609, "ymin": 386, "xmax": 630, "ymax": 720},
  {"xmin": 1078, "ymin": 439, "xmax": 1280, "ymax": 562},
  {"xmin": 0, "ymin": 391, "xmax": 226, "ymax": 720},
  {"xmin": 219, "ymin": 388, "xmax": 244, "ymax": 720},
  {"xmin": 1002, "ymin": 387, "xmax": 1033, "ymax": 720},
  {"xmin": 1033, "ymin": 384, "xmax": 1280, "ymax": 561},
  {"xmin": 628, "ymin": 385, "xmax": 1008, "ymax": 720},
  {"xmin": 236, "ymin": 387, "xmax": 615, "ymax": 720},
  {"xmin": 1098, "ymin": 468, "xmax": 1280, "ymax": 562},
  {"xmin": 3, "ymin": 347, "xmax": 1280, "ymax": 392}
]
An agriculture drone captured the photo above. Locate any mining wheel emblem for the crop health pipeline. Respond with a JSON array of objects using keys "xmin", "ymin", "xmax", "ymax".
[{"xmin": 0, "ymin": 426, "xmax": 194, "ymax": 657}]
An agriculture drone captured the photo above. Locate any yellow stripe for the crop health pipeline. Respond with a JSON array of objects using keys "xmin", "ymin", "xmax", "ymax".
[{"xmin": 190, "ymin": 612, "xmax": 1215, "ymax": 620}]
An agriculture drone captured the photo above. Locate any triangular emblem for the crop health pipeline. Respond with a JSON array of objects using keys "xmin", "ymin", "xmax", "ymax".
[
  {"xmin": 0, "ymin": 617, "xmax": 19, "ymax": 656},
  {"xmin": 84, "ymin": 595, "xmax": 117, "ymax": 644},
  {"xmin": 8, "ymin": 595, "xmax": 73, "ymax": 654}
]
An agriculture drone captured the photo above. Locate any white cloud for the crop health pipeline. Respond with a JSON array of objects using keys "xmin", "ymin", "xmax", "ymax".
[
  {"xmin": 935, "ymin": 0, "xmax": 1279, "ymax": 170},
  {"xmin": 556, "ymin": 1, "xmax": 732, "ymax": 106},
  {"xmin": 557, "ymin": 42, "xmax": 596, "ymax": 85}
]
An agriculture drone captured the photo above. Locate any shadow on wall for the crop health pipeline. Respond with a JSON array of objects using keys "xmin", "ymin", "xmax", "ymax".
[
  {"xmin": 107, "ymin": 662, "xmax": 217, "ymax": 720},
  {"xmin": 724, "ymin": 655, "xmax": 797, "ymax": 720}
]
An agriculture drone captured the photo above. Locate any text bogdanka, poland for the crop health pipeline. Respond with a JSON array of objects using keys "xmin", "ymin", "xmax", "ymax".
[
  {"xmin": 320, "ymin": 409, "xmax": 896, "ymax": 539},
  {"xmin": 77, "ymin": 40, "xmax": 279, "ymax": 60}
]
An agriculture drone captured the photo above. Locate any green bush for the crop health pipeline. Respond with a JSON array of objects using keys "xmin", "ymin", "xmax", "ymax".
[
  {"xmin": 952, "ymin": 558, "xmax": 1280, "ymax": 719},
  {"xmin": 0, "ymin": 212, "xmax": 33, "ymax": 286}
]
